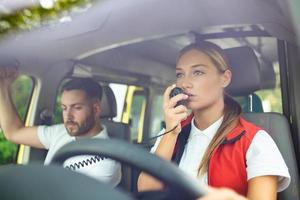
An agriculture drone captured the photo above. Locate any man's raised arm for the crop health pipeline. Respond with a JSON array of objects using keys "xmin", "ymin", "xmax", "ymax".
[{"xmin": 0, "ymin": 66, "xmax": 44, "ymax": 148}]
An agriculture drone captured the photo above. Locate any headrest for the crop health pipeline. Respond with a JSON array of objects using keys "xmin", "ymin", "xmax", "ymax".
[
  {"xmin": 259, "ymin": 59, "xmax": 276, "ymax": 89},
  {"xmin": 100, "ymin": 86, "xmax": 117, "ymax": 118},
  {"xmin": 225, "ymin": 46, "xmax": 261, "ymax": 96}
]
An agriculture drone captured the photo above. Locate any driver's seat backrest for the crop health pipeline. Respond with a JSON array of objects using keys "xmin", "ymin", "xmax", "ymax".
[
  {"xmin": 242, "ymin": 113, "xmax": 300, "ymax": 199},
  {"xmin": 225, "ymin": 46, "xmax": 300, "ymax": 200},
  {"xmin": 100, "ymin": 85, "xmax": 132, "ymax": 191}
]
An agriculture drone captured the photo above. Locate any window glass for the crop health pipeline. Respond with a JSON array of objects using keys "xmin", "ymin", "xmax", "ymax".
[
  {"xmin": 149, "ymin": 95, "xmax": 164, "ymax": 138},
  {"xmin": 0, "ymin": 75, "xmax": 34, "ymax": 164},
  {"xmin": 234, "ymin": 62, "xmax": 282, "ymax": 113},
  {"xmin": 0, "ymin": 0, "xmax": 95, "ymax": 37},
  {"xmin": 255, "ymin": 62, "xmax": 282, "ymax": 113},
  {"xmin": 53, "ymin": 80, "xmax": 67, "ymax": 124},
  {"xmin": 54, "ymin": 94, "xmax": 63, "ymax": 124},
  {"xmin": 212, "ymin": 37, "xmax": 283, "ymax": 113},
  {"xmin": 129, "ymin": 92, "xmax": 146, "ymax": 141}
]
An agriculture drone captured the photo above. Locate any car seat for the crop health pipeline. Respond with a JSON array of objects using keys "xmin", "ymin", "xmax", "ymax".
[
  {"xmin": 226, "ymin": 46, "xmax": 300, "ymax": 200},
  {"xmin": 100, "ymin": 85, "xmax": 133, "ymax": 191}
]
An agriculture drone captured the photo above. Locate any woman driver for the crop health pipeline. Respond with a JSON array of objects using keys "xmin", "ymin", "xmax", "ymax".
[{"xmin": 138, "ymin": 41, "xmax": 290, "ymax": 199}]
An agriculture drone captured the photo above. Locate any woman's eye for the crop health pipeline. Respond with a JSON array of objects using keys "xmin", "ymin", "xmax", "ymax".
[
  {"xmin": 193, "ymin": 70, "xmax": 204, "ymax": 76},
  {"xmin": 176, "ymin": 72, "xmax": 184, "ymax": 78}
]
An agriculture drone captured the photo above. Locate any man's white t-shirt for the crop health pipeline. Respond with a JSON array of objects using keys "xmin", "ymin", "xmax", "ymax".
[
  {"xmin": 37, "ymin": 124, "xmax": 121, "ymax": 187},
  {"xmin": 151, "ymin": 117, "xmax": 291, "ymax": 192}
]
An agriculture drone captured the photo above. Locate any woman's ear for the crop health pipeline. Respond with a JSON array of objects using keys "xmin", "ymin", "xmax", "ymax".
[{"xmin": 221, "ymin": 69, "xmax": 232, "ymax": 88}]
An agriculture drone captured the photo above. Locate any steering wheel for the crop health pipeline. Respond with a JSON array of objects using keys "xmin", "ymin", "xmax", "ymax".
[
  {"xmin": 0, "ymin": 164, "xmax": 133, "ymax": 200},
  {"xmin": 50, "ymin": 138, "xmax": 207, "ymax": 199}
]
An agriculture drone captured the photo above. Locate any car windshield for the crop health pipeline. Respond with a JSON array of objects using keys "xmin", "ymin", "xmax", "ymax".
[
  {"xmin": 0, "ymin": 0, "xmax": 95, "ymax": 38},
  {"xmin": 0, "ymin": 1, "xmax": 299, "ymax": 200}
]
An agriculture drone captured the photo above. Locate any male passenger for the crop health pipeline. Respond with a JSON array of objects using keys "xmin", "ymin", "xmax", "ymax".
[{"xmin": 0, "ymin": 66, "xmax": 121, "ymax": 187}]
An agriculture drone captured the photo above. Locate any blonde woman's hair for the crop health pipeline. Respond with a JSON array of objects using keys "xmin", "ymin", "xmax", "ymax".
[{"xmin": 178, "ymin": 41, "xmax": 242, "ymax": 176}]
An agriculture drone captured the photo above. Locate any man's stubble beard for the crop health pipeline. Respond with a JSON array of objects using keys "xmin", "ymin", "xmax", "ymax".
[{"xmin": 65, "ymin": 113, "xmax": 96, "ymax": 137}]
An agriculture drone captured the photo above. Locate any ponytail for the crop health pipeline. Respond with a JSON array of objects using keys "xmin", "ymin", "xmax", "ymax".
[{"xmin": 197, "ymin": 94, "xmax": 241, "ymax": 176}]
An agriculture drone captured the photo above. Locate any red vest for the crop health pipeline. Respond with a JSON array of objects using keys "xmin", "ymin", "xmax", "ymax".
[{"xmin": 173, "ymin": 115, "xmax": 261, "ymax": 196}]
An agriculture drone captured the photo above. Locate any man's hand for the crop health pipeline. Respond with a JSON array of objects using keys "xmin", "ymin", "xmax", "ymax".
[
  {"xmin": 199, "ymin": 187, "xmax": 248, "ymax": 200},
  {"xmin": 0, "ymin": 65, "xmax": 43, "ymax": 148}
]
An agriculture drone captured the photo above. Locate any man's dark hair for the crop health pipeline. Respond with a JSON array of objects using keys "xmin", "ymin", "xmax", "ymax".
[{"xmin": 61, "ymin": 77, "xmax": 103, "ymax": 101}]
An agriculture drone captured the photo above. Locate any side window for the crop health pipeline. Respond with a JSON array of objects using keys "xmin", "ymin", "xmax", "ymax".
[
  {"xmin": 0, "ymin": 75, "xmax": 34, "ymax": 164},
  {"xmin": 255, "ymin": 62, "xmax": 282, "ymax": 113},
  {"xmin": 209, "ymin": 37, "xmax": 283, "ymax": 113},
  {"xmin": 53, "ymin": 80, "xmax": 67, "ymax": 124},
  {"xmin": 120, "ymin": 86, "xmax": 146, "ymax": 142},
  {"xmin": 129, "ymin": 90, "xmax": 146, "ymax": 142},
  {"xmin": 149, "ymin": 94, "xmax": 164, "ymax": 138},
  {"xmin": 235, "ymin": 60, "xmax": 282, "ymax": 113},
  {"xmin": 228, "ymin": 38, "xmax": 282, "ymax": 113},
  {"xmin": 54, "ymin": 94, "xmax": 63, "ymax": 124}
]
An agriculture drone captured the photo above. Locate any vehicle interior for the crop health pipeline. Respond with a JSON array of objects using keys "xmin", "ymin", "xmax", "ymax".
[{"xmin": 0, "ymin": 0, "xmax": 300, "ymax": 199}]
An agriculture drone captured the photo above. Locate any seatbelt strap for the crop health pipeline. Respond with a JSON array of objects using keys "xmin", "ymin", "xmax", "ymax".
[{"xmin": 171, "ymin": 124, "xmax": 191, "ymax": 165}]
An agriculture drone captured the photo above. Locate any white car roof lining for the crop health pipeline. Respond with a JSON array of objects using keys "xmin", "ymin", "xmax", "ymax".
[{"xmin": 0, "ymin": 0, "xmax": 295, "ymax": 81}]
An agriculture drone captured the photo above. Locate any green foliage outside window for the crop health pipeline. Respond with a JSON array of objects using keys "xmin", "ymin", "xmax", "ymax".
[
  {"xmin": 0, "ymin": 0, "xmax": 93, "ymax": 37},
  {"xmin": 256, "ymin": 63, "xmax": 283, "ymax": 113},
  {"xmin": 0, "ymin": 0, "xmax": 94, "ymax": 164},
  {"xmin": 0, "ymin": 75, "xmax": 33, "ymax": 164},
  {"xmin": 256, "ymin": 88, "xmax": 283, "ymax": 113},
  {"xmin": 54, "ymin": 94, "xmax": 63, "ymax": 124}
]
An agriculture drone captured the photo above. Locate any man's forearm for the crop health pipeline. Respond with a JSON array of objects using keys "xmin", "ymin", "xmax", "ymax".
[{"xmin": 0, "ymin": 85, "xmax": 24, "ymax": 140}]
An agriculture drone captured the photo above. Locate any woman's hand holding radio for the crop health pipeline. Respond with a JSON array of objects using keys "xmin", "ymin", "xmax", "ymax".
[{"xmin": 163, "ymin": 85, "xmax": 189, "ymax": 135}]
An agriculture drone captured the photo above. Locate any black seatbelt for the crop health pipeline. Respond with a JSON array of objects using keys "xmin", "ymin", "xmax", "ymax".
[{"xmin": 171, "ymin": 124, "xmax": 191, "ymax": 165}]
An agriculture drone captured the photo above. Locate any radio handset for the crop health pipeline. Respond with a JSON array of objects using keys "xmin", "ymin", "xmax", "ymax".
[
  {"xmin": 141, "ymin": 87, "xmax": 187, "ymax": 143},
  {"xmin": 169, "ymin": 87, "xmax": 187, "ymax": 107},
  {"xmin": 141, "ymin": 87, "xmax": 187, "ymax": 144}
]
